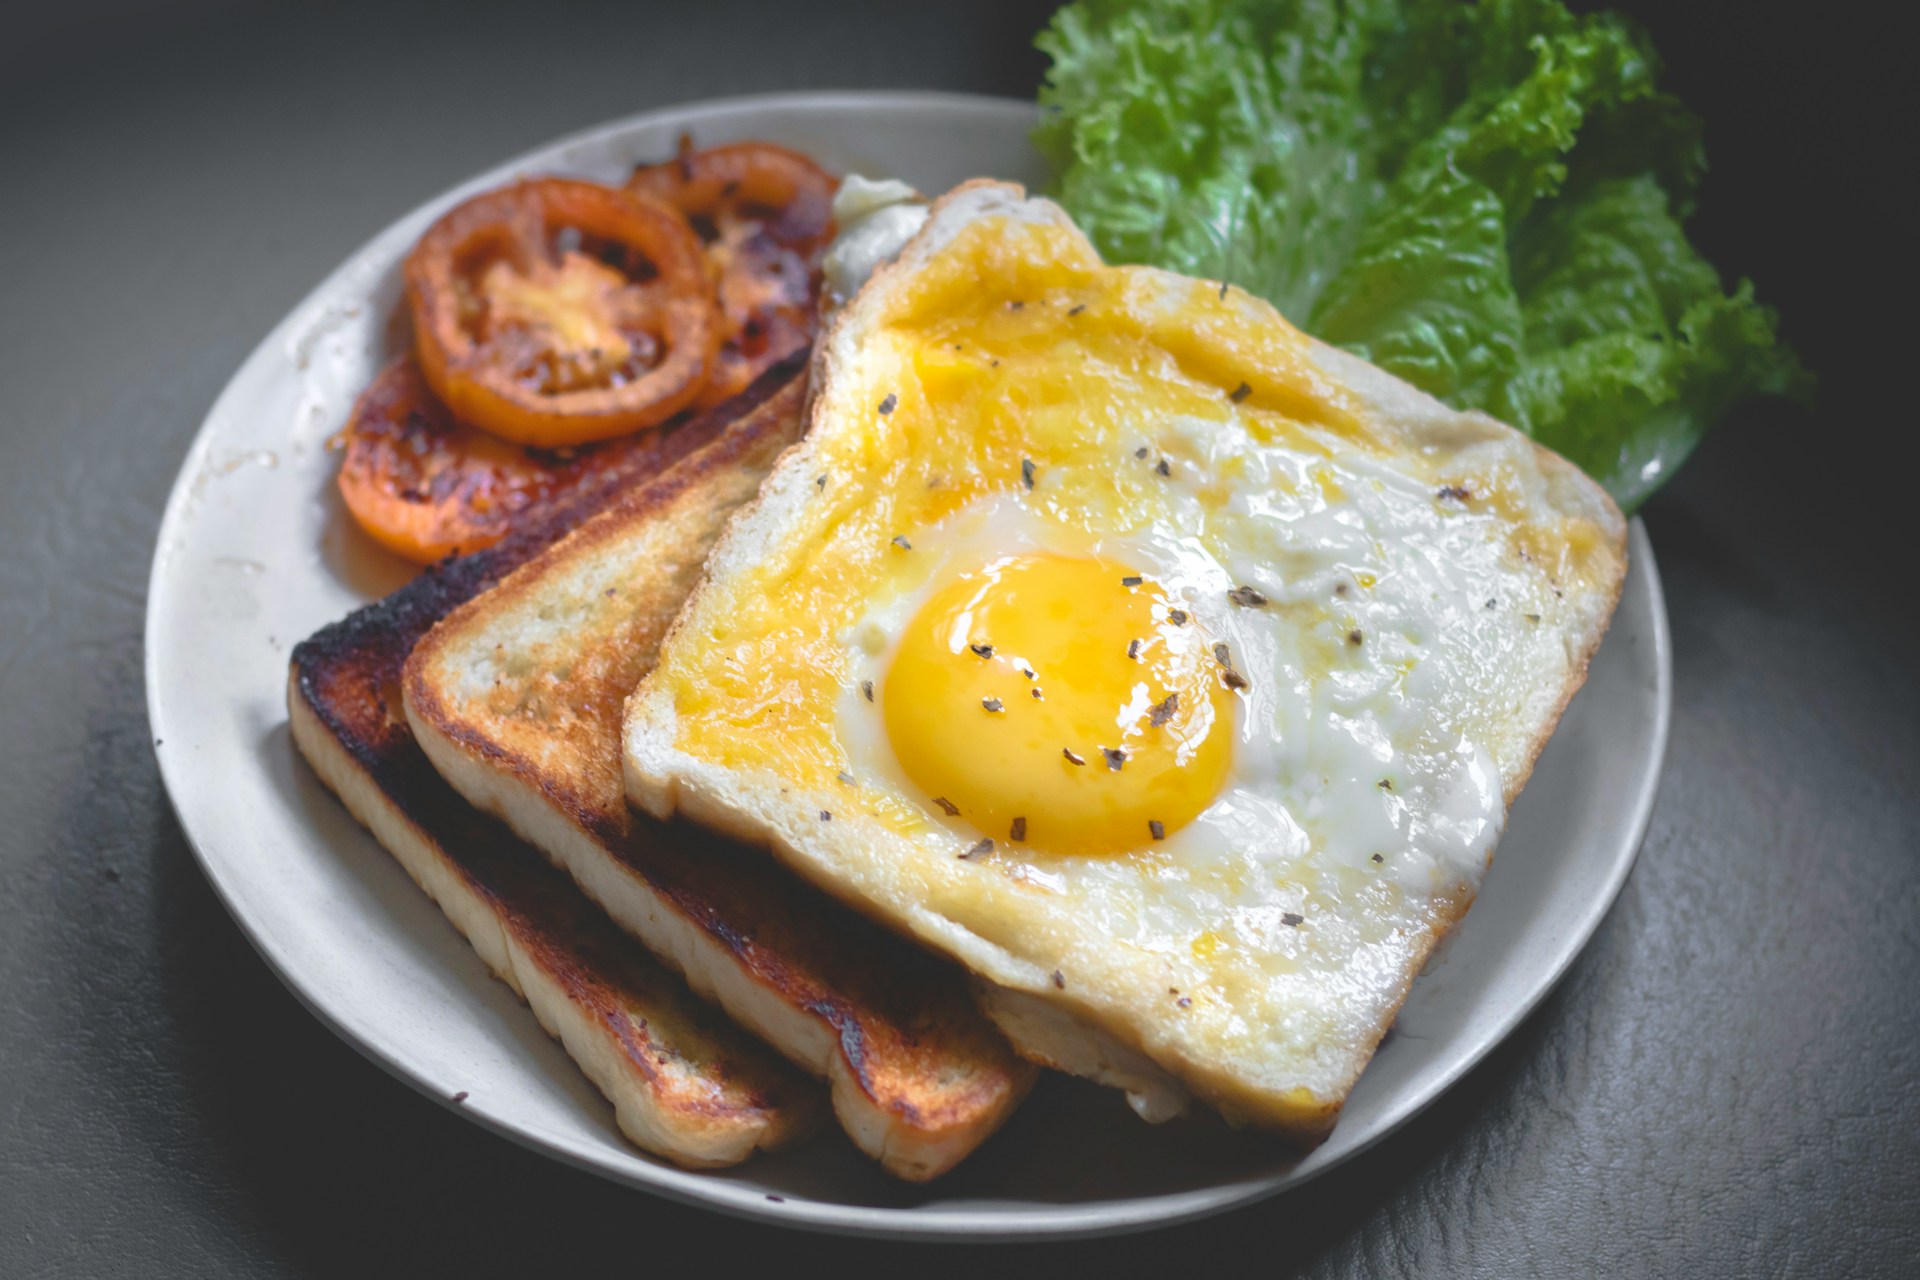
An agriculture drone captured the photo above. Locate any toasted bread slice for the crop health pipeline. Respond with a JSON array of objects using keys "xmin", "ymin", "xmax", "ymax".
[
  {"xmin": 622, "ymin": 183, "xmax": 1627, "ymax": 1143},
  {"xmin": 403, "ymin": 369, "xmax": 1034, "ymax": 1181},
  {"xmin": 288, "ymin": 367, "xmax": 827, "ymax": 1166}
]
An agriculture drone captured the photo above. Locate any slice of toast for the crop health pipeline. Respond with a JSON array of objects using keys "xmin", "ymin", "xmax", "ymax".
[
  {"xmin": 288, "ymin": 366, "xmax": 826, "ymax": 1167},
  {"xmin": 403, "ymin": 371, "xmax": 1035, "ymax": 1182},
  {"xmin": 621, "ymin": 183, "xmax": 1627, "ymax": 1142}
]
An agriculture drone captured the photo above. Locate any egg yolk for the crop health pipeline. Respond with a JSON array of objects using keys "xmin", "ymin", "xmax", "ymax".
[{"xmin": 882, "ymin": 553, "xmax": 1234, "ymax": 854}]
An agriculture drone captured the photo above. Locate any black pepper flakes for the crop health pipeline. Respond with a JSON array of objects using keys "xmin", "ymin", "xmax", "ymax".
[
  {"xmin": 1051, "ymin": 970, "xmax": 1066, "ymax": 989},
  {"xmin": 1525, "ymin": 612, "xmax": 1541, "ymax": 623},
  {"xmin": 1218, "ymin": 281, "xmax": 1229, "ymax": 300},
  {"xmin": 1148, "ymin": 693, "xmax": 1179, "ymax": 727},
  {"xmin": 1021, "ymin": 666, "xmax": 1036, "ymax": 680},
  {"xmin": 1009, "ymin": 816, "xmax": 1027, "ymax": 842},
  {"xmin": 452, "ymin": 1091, "xmax": 469, "ymax": 1104},
  {"xmin": 1135, "ymin": 446, "xmax": 1150, "ymax": 459},
  {"xmin": 1281, "ymin": 912, "xmax": 1304, "ymax": 927},
  {"xmin": 1437, "ymin": 484, "xmax": 1472, "ymax": 503},
  {"xmin": 961, "ymin": 838, "xmax": 994, "ymax": 859},
  {"xmin": 1148, "ymin": 819, "xmax": 1166, "ymax": 841},
  {"xmin": 891, "ymin": 534, "xmax": 912, "ymax": 550},
  {"xmin": 1177, "ymin": 996, "xmax": 1192, "ymax": 1009},
  {"xmin": 861, "ymin": 680, "xmax": 874, "ymax": 702},
  {"xmin": 1021, "ymin": 457, "xmax": 1036, "ymax": 490},
  {"xmin": 1348, "ymin": 629, "xmax": 1364, "ymax": 646},
  {"xmin": 877, "ymin": 393, "xmax": 897, "ymax": 415},
  {"xmin": 1228, "ymin": 585, "xmax": 1269, "ymax": 608},
  {"xmin": 1378, "ymin": 778, "xmax": 1394, "ymax": 791},
  {"xmin": 1063, "ymin": 747, "xmax": 1086, "ymax": 766},
  {"xmin": 1127, "ymin": 638, "xmax": 1143, "ymax": 660},
  {"xmin": 1222, "ymin": 669, "xmax": 1250, "ymax": 692},
  {"xmin": 1155, "ymin": 457, "xmax": 1171, "ymax": 477},
  {"xmin": 1371, "ymin": 853, "xmax": 1385, "ymax": 863},
  {"xmin": 1103, "ymin": 747, "xmax": 1127, "ymax": 771},
  {"xmin": 766, "ymin": 1194, "xmax": 786, "ymax": 1203},
  {"xmin": 1167, "ymin": 608, "xmax": 1189, "ymax": 626},
  {"xmin": 1031, "ymin": 687, "xmax": 1044, "ymax": 700},
  {"xmin": 932, "ymin": 796, "xmax": 961, "ymax": 816},
  {"xmin": 815, "ymin": 473, "xmax": 828, "ymax": 490},
  {"xmin": 1067, "ymin": 303, "xmax": 1086, "ymax": 316},
  {"xmin": 1121, "ymin": 574, "xmax": 1143, "ymax": 587},
  {"xmin": 1228, "ymin": 382, "xmax": 1253, "ymax": 403},
  {"xmin": 819, "ymin": 810, "xmax": 832, "ymax": 822},
  {"xmin": 1213, "ymin": 641, "xmax": 1233, "ymax": 668},
  {"xmin": 1009, "ymin": 300, "xmax": 1025, "ymax": 311},
  {"xmin": 969, "ymin": 642, "xmax": 995, "ymax": 658},
  {"xmin": 1485, "ymin": 597, "xmax": 1499, "ymax": 610},
  {"xmin": 982, "ymin": 696, "xmax": 1005, "ymax": 713}
]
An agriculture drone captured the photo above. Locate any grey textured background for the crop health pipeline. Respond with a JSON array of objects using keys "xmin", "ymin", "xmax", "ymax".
[{"xmin": 1, "ymin": 1, "xmax": 1912, "ymax": 1275}]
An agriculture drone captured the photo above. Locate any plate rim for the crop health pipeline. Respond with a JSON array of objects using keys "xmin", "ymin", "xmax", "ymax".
[{"xmin": 145, "ymin": 89, "xmax": 1671, "ymax": 1242}]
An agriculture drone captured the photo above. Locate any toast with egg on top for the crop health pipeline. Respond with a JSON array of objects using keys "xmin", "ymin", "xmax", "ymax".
[
  {"xmin": 622, "ymin": 181, "xmax": 1627, "ymax": 1143},
  {"xmin": 402, "ymin": 361, "xmax": 1035, "ymax": 1182}
]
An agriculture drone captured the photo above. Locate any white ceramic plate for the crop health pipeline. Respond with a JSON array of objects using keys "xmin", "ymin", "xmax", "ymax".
[{"xmin": 145, "ymin": 92, "xmax": 1669, "ymax": 1241}]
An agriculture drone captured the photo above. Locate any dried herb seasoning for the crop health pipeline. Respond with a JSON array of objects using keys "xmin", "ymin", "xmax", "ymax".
[{"xmin": 1228, "ymin": 585, "xmax": 1269, "ymax": 607}]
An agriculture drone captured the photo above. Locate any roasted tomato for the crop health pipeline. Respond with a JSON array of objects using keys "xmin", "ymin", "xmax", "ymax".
[
  {"xmin": 403, "ymin": 177, "xmax": 720, "ymax": 447},
  {"xmin": 629, "ymin": 140, "xmax": 835, "ymax": 407},
  {"xmin": 336, "ymin": 355, "xmax": 640, "ymax": 563}
]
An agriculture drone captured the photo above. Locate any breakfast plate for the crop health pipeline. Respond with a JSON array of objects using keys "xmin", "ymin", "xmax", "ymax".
[{"xmin": 146, "ymin": 92, "xmax": 1670, "ymax": 1241}]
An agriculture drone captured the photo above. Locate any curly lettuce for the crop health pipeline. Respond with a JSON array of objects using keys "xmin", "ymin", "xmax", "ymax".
[{"xmin": 1036, "ymin": 0, "xmax": 1808, "ymax": 509}]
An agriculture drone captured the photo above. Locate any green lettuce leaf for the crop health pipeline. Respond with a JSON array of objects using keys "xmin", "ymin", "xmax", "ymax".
[{"xmin": 1036, "ymin": 0, "xmax": 1808, "ymax": 510}]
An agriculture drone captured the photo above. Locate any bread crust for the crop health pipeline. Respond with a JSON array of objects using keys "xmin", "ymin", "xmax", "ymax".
[{"xmin": 403, "ymin": 364, "xmax": 1034, "ymax": 1182}]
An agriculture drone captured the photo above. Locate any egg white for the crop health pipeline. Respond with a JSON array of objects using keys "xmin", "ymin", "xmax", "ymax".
[{"xmin": 833, "ymin": 413, "xmax": 1506, "ymax": 918}]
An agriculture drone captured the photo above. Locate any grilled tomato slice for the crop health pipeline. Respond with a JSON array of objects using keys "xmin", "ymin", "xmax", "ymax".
[
  {"xmin": 403, "ymin": 177, "xmax": 719, "ymax": 447},
  {"xmin": 336, "ymin": 355, "xmax": 639, "ymax": 563},
  {"xmin": 630, "ymin": 140, "xmax": 835, "ymax": 408}
]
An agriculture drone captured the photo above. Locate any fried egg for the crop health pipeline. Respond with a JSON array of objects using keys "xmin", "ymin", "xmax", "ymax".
[{"xmin": 625, "ymin": 181, "xmax": 1626, "ymax": 1140}]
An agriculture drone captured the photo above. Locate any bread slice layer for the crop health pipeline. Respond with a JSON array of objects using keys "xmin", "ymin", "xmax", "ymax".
[
  {"xmin": 289, "ymin": 369, "xmax": 826, "ymax": 1165},
  {"xmin": 404, "ymin": 367, "xmax": 1034, "ymax": 1182},
  {"xmin": 622, "ymin": 183, "xmax": 1627, "ymax": 1143}
]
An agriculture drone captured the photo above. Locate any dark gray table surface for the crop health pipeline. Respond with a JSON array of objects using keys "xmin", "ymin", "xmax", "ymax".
[{"xmin": 1, "ymin": 1, "xmax": 1911, "ymax": 1275}]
